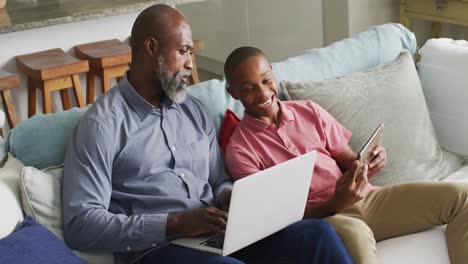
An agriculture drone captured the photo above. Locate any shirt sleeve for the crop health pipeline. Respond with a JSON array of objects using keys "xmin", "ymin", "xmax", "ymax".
[
  {"xmin": 224, "ymin": 143, "xmax": 261, "ymax": 182},
  {"xmin": 310, "ymin": 101, "xmax": 352, "ymax": 157},
  {"xmin": 62, "ymin": 118, "xmax": 167, "ymax": 252},
  {"xmin": 204, "ymin": 108, "xmax": 233, "ymax": 204}
]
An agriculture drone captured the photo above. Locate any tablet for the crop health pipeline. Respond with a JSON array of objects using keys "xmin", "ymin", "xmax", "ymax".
[{"xmin": 357, "ymin": 123, "xmax": 384, "ymax": 163}]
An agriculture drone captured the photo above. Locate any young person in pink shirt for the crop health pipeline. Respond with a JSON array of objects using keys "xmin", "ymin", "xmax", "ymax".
[{"xmin": 223, "ymin": 46, "xmax": 468, "ymax": 264}]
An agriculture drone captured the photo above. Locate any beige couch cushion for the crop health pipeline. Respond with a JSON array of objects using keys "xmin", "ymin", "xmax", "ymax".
[
  {"xmin": 0, "ymin": 154, "xmax": 25, "ymax": 239},
  {"xmin": 282, "ymin": 51, "xmax": 463, "ymax": 186},
  {"xmin": 20, "ymin": 166, "xmax": 114, "ymax": 264}
]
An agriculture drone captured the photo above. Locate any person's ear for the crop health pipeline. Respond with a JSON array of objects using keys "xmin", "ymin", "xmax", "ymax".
[
  {"xmin": 227, "ymin": 86, "xmax": 239, "ymax": 100},
  {"xmin": 144, "ymin": 37, "xmax": 159, "ymax": 59}
]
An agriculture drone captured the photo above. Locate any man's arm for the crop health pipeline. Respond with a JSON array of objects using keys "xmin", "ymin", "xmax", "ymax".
[
  {"xmin": 304, "ymin": 161, "xmax": 368, "ymax": 219},
  {"xmin": 335, "ymin": 144, "xmax": 387, "ymax": 179},
  {"xmin": 304, "ymin": 144, "xmax": 387, "ymax": 219},
  {"xmin": 62, "ymin": 119, "xmax": 167, "ymax": 252},
  {"xmin": 334, "ymin": 144, "xmax": 357, "ymax": 172},
  {"xmin": 205, "ymin": 112, "xmax": 233, "ymax": 206}
]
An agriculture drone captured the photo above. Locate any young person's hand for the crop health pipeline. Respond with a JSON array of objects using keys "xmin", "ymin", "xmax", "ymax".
[
  {"xmin": 218, "ymin": 189, "xmax": 232, "ymax": 212},
  {"xmin": 367, "ymin": 145, "xmax": 387, "ymax": 177},
  {"xmin": 331, "ymin": 161, "xmax": 368, "ymax": 213},
  {"xmin": 166, "ymin": 207, "xmax": 228, "ymax": 237}
]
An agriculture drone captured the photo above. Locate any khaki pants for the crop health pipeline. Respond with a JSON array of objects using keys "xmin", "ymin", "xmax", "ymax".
[{"xmin": 324, "ymin": 182, "xmax": 468, "ymax": 264}]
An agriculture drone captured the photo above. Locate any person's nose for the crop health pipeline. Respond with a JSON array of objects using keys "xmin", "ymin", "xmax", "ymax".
[
  {"xmin": 257, "ymin": 84, "xmax": 271, "ymax": 100},
  {"xmin": 185, "ymin": 53, "xmax": 193, "ymax": 70}
]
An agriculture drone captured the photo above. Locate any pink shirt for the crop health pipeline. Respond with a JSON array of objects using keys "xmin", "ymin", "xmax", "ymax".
[{"xmin": 225, "ymin": 100, "xmax": 378, "ymax": 205}]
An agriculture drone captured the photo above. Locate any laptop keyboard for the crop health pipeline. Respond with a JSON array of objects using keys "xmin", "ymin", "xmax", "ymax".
[{"xmin": 199, "ymin": 236, "xmax": 224, "ymax": 249}]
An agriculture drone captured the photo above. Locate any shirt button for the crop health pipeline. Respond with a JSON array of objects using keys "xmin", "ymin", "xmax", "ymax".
[
  {"xmin": 179, "ymin": 173, "xmax": 185, "ymax": 178},
  {"xmin": 126, "ymin": 246, "xmax": 131, "ymax": 251},
  {"xmin": 171, "ymin": 146, "xmax": 176, "ymax": 151},
  {"xmin": 152, "ymin": 243, "xmax": 157, "ymax": 247}
]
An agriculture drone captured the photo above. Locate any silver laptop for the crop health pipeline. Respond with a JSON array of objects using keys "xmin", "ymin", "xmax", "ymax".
[{"xmin": 172, "ymin": 150, "xmax": 317, "ymax": 256}]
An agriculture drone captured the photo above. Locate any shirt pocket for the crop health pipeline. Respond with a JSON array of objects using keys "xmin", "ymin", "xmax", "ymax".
[{"xmin": 187, "ymin": 136, "xmax": 210, "ymax": 181}]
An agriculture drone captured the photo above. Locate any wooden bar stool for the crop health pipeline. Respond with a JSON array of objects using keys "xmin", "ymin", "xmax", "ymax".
[
  {"xmin": 74, "ymin": 39, "xmax": 131, "ymax": 104},
  {"xmin": 16, "ymin": 48, "xmax": 88, "ymax": 117},
  {"xmin": 191, "ymin": 39, "xmax": 205, "ymax": 85},
  {"xmin": 0, "ymin": 70, "xmax": 20, "ymax": 129}
]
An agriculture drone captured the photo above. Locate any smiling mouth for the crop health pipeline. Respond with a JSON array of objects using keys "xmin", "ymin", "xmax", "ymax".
[{"xmin": 259, "ymin": 96, "xmax": 273, "ymax": 107}]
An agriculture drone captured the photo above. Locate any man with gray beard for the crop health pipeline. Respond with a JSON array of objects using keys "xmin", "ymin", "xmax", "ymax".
[
  {"xmin": 61, "ymin": 4, "xmax": 353, "ymax": 264},
  {"xmin": 156, "ymin": 54, "xmax": 191, "ymax": 104}
]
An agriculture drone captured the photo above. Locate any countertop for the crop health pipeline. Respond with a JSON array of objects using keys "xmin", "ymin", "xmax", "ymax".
[{"xmin": 0, "ymin": 0, "xmax": 166, "ymax": 33}]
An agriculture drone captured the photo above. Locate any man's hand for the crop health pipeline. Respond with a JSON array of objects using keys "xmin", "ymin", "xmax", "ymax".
[
  {"xmin": 367, "ymin": 145, "xmax": 387, "ymax": 177},
  {"xmin": 167, "ymin": 207, "xmax": 228, "ymax": 237},
  {"xmin": 331, "ymin": 161, "xmax": 368, "ymax": 213},
  {"xmin": 218, "ymin": 189, "xmax": 232, "ymax": 212}
]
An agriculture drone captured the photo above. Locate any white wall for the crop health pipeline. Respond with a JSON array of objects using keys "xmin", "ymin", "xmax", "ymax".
[
  {"xmin": 324, "ymin": 0, "xmax": 468, "ymax": 47},
  {"xmin": 411, "ymin": 21, "xmax": 468, "ymax": 47},
  {"xmin": 324, "ymin": 0, "xmax": 400, "ymax": 45},
  {"xmin": 178, "ymin": 0, "xmax": 324, "ymax": 75},
  {"xmin": 323, "ymin": 0, "xmax": 349, "ymax": 46},
  {"xmin": 348, "ymin": 0, "xmax": 399, "ymax": 36}
]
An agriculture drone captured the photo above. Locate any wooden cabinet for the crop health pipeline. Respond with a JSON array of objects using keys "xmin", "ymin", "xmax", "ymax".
[{"xmin": 400, "ymin": 0, "xmax": 468, "ymax": 37}]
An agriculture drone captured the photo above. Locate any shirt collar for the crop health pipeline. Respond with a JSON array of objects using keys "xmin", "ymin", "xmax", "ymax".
[
  {"xmin": 241, "ymin": 100, "xmax": 295, "ymax": 131},
  {"xmin": 119, "ymin": 73, "xmax": 180, "ymax": 121}
]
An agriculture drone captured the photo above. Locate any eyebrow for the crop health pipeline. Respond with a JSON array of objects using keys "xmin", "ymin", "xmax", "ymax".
[
  {"xmin": 180, "ymin": 44, "xmax": 193, "ymax": 50},
  {"xmin": 239, "ymin": 70, "xmax": 270, "ymax": 86}
]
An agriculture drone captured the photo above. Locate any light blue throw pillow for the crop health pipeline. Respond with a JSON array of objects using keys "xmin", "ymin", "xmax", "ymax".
[
  {"xmin": 187, "ymin": 79, "xmax": 245, "ymax": 134},
  {"xmin": 272, "ymin": 23, "xmax": 417, "ymax": 97},
  {"xmin": 6, "ymin": 107, "xmax": 88, "ymax": 169}
]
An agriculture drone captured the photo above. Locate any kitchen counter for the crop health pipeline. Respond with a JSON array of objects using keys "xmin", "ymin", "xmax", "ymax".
[{"xmin": 0, "ymin": 0, "xmax": 164, "ymax": 33}]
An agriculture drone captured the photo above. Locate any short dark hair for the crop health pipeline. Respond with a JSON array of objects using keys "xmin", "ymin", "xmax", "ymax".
[{"xmin": 224, "ymin": 46, "xmax": 265, "ymax": 85}]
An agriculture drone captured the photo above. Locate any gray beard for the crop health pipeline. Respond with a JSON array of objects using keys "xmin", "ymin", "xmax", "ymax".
[{"xmin": 155, "ymin": 55, "xmax": 191, "ymax": 104}]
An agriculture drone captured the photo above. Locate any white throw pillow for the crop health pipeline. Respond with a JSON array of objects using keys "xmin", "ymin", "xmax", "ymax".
[
  {"xmin": 20, "ymin": 166, "xmax": 114, "ymax": 264},
  {"xmin": 282, "ymin": 51, "xmax": 463, "ymax": 186},
  {"xmin": 0, "ymin": 154, "xmax": 25, "ymax": 239},
  {"xmin": 417, "ymin": 38, "xmax": 468, "ymax": 159}
]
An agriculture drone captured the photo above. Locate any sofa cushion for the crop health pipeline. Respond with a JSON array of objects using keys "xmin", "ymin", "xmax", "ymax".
[
  {"xmin": 20, "ymin": 166, "xmax": 114, "ymax": 264},
  {"xmin": 281, "ymin": 51, "xmax": 463, "ymax": 186},
  {"xmin": 417, "ymin": 38, "xmax": 468, "ymax": 159},
  {"xmin": 272, "ymin": 23, "xmax": 416, "ymax": 95},
  {"xmin": 0, "ymin": 216, "xmax": 86, "ymax": 264},
  {"xmin": 6, "ymin": 107, "xmax": 88, "ymax": 169},
  {"xmin": 0, "ymin": 154, "xmax": 25, "ymax": 240},
  {"xmin": 376, "ymin": 226, "xmax": 449, "ymax": 264}
]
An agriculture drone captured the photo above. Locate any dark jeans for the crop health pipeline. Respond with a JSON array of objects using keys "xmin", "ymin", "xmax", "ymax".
[{"xmin": 140, "ymin": 219, "xmax": 353, "ymax": 264}]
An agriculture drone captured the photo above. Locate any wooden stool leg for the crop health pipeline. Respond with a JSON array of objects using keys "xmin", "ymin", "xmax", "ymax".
[
  {"xmin": 86, "ymin": 72, "xmax": 95, "ymax": 105},
  {"xmin": 60, "ymin": 89, "xmax": 71, "ymax": 110},
  {"xmin": 1, "ymin": 89, "xmax": 18, "ymax": 128},
  {"xmin": 101, "ymin": 70, "xmax": 110, "ymax": 93},
  {"xmin": 72, "ymin": 74, "xmax": 85, "ymax": 108},
  {"xmin": 27, "ymin": 77, "xmax": 37, "ymax": 117},
  {"xmin": 116, "ymin": 76, "xmax": 123, "ymax": 82},
  {"xmin": 42, "ymin": 82, "xmax": 52, "ymax": 114}
]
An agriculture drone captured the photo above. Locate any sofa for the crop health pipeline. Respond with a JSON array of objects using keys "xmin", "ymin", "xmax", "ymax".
[{"xmin": 1, "ymin": 23, "xmax": 467, "ymax": 264}]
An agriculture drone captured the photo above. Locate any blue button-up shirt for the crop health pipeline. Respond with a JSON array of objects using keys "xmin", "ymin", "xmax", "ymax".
[{"xmin": 62, "ymin": 75, "xmax": 232, "ymax": 262}]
